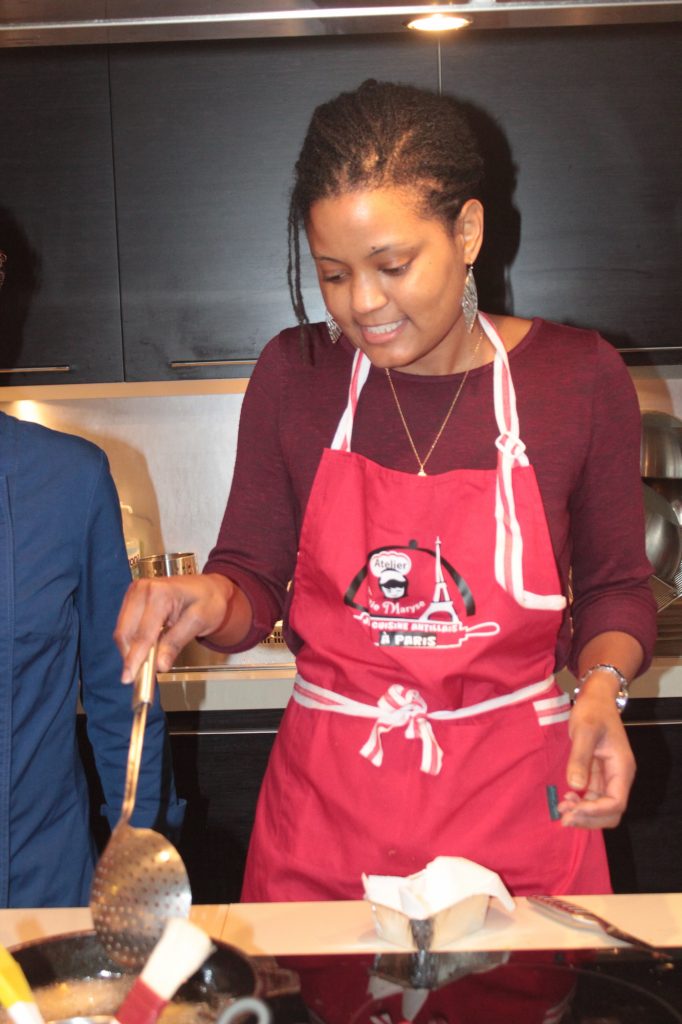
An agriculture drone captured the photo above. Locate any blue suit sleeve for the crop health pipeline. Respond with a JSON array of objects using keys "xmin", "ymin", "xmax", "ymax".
[{"xmin": 76, "ymin": 451, "xmax": 186, "ymax": 836}]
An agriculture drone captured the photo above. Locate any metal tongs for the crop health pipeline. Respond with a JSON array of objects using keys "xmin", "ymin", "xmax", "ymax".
[{"xmin": 527, "ymin": 895, "xmax": 670, "ymax": 960}]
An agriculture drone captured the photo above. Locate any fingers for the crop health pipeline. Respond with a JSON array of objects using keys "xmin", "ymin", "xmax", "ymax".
[
  {"xmin": 559, "ymin": 702, "xmax": 635, "ymax": 830},
  {"xmin": 115, "ymin": 573, "xmax": 234, "ymax": 683},
  {"xmin": 114, "ymin": 577, "xmax": 199, "ymax": 682},
  {"xmin": 567, "ymin": 694, "xmax": 636, "ymax": 793},
  {"xmin": 156, "ymin": 607, "xmax": 211, "ymax": 673},
  {"xmin": 559, "ymin": 773, "xmax": 633, "ymax": 829},
  {"xmin": 114, "ymin": 578, "xmax": 175, "ymax": 683},
  {"xmin": 558, "ymin": 789, "xmax": 626, "ymax": 829},
  {"xmin": 565, "ymin": 716, "xmax": 602, "ymax": 793}
]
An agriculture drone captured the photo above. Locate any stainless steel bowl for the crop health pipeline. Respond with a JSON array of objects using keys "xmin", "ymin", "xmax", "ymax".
[
  {"xmin": 641, "ymin": 411, "xmax": 682, "ymax": 478},
  {"xmin": 137, "ymin": 552, "xmax": 197, "ymax": 578},
  {"xmin": 646, "ymin": 478, "xmax": 682, "ymax": 526},
  {"xmin": 643, "ymin": 482, "xmax": 682, "ymax": 583}
]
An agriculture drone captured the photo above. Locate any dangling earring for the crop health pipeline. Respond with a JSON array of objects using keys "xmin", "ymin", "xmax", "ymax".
[
  {"xmin": 461, "ymin": 264, "xmax": 478, "ymax": 333},
  {"xmin": 325, "ymin": 309, "xmax": 342, "ymax": 344}
]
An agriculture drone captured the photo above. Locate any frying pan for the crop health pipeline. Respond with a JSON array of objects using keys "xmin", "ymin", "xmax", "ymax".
[{"xmin": 2, "ymin": 932, "xmax": 301, "ymax": 1024}]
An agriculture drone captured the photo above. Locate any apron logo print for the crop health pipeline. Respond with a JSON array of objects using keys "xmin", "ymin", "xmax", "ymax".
[{"xmin": 344, "ymin": 536, "xmax": 500, "ymax": 650}]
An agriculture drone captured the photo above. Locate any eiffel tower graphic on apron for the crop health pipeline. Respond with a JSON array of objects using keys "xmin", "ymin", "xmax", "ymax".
[
  {"xmin": 420, "ymin": 536, "xmax": 463, "ymax": 626},
  {"xmin": 344, "ymin": 534, "xmax": 501, "ymax": 650}
]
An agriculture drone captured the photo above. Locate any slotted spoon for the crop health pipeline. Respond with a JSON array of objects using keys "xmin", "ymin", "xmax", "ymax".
[{"xmin": 89, "ymin": 645, "xmax": 191, "ymax": 970}]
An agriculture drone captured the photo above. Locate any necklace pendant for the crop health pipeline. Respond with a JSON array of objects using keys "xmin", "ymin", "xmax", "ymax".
[{"xmin": 418, "ymin": 467, "xmax": 427, "ymax": 477}]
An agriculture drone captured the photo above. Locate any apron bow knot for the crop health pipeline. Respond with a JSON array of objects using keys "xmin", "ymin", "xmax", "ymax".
[{"xmin": 359, "ymin": 684, "xmax": 444, "ymax": 776}]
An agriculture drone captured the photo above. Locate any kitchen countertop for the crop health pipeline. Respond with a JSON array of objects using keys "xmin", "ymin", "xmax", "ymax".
[
  {"xmin": 156, "ymin": 658, "xmax": 682, "ymax": 714},
  {"xmin": 1, "ymin": 894, "xmax": 681, "ymax": 956}
]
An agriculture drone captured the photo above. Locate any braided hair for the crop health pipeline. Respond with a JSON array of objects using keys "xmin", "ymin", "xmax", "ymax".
[{"xmin": 287, "ymin": 79, "xmax": 485, "ymax": 342}]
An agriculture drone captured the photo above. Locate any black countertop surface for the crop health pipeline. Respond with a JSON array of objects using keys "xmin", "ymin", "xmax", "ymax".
[{"xmin": 268, "ymin": 946, "xmax": 682, "ymax": 1023}]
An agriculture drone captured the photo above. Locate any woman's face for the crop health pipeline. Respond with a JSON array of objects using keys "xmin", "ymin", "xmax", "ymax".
[{"xmin": 306, "ymin": 185, "xmax": 483, "ymax": 376}]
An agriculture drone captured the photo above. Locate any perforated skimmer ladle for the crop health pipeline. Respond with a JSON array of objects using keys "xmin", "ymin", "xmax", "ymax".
[{"xmin": 90, "ymin": 645, "xmax": 191, "ymax": 970}]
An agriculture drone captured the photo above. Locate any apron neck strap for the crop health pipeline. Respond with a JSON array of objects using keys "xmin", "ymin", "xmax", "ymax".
[
  {"xmin": 330, "ymin": 314, "xmax": 527, "ymax": 464},
  {"xmin": 330, "ymin": 346, "xmax": 371, "ymax": 452},
  {"xmin": 479, "ymin": 312, "xmax": 529, "ymax": 468}
]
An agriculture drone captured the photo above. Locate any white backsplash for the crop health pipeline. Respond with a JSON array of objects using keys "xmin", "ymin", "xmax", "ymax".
[
  {"xmin": 1, "ymin": 391, "xmax": 241, "ymax": 569},
  {"xmin": 2, "ymin": 364, "xmax": 681, "ymax": 673},
  {"xmin": 0, "ymin": 388, "xmax": 258, "ymax": 667}
]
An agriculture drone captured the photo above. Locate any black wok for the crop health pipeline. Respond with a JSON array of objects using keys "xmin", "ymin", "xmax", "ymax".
[{"xmin": 3, "ymin": 931, "xmax": 302, "ymax": 1024}]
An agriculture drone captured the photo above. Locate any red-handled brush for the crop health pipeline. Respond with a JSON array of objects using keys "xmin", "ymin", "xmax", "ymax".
[{"xmin": 113, "ymin": 917, "xmax": 215, "ymax": 1024}]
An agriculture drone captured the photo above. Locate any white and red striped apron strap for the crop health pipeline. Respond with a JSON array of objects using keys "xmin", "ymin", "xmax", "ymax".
[
  {"xmin": 480, "ymin": 312, "xmax": 566, "ymax": 612},
  {"xmin": 330, "ymin": 347, "xmax": 372, "ymax": 452},
  {"xmin": 293, "ymin": 674, "xmax": 561, "ymax": 776},
  {"xmin": 329, "ymin": 317, "xmax": 565, "ymax": 611}
]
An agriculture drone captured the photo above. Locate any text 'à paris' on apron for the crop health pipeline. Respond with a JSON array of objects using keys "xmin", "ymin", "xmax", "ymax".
[{"xmin": 241, "ymin": 313, "xmax": 611, "ymax": 902}]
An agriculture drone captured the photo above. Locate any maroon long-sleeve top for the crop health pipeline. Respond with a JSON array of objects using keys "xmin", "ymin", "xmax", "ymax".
[{"xmin": 204, "ymin": 317, "xmax": 657, "ymax": 678}]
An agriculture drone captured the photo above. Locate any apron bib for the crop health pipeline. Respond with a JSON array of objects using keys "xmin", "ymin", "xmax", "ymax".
[{"xmin": 242, "ymin": 314, "xmax": 610, "ymax": 901}]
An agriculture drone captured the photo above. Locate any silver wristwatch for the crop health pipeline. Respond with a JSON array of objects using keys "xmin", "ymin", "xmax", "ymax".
[{"xmin": 573, "ymin": 663, "xmax": 630, "ymax": 713}]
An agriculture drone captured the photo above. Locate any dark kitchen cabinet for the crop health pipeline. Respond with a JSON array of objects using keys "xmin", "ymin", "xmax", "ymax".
[
  {"xmin": 605, "ymin": 704, "xmax": 682, "ymax": 894},
  {"xmin": 440, "ymin": 24, "xmax": 682, "ymax": 363},
  {"xmin": 0, "ymin": 48, "xmax": 124, "ymax": 385},
  {"xmin": 107, "ymin": 35, "xmax": 438, "ymax": 381},
  {"xmin": 78, "ymin": 708, "xmax": 281, "ymax": 904},
  {"xmin": 0, "ymin": 34, "xmax": 437, "ymax": 385},
  {"xmin": 1, "ymin": 25, "xmax": 680, "ymax": 384},
  {"xmin": 168, "ymin": 710, "xmax": 281, "ymax": 904}
]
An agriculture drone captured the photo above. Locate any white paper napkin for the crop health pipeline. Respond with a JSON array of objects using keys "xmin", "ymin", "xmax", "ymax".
[{"xmin": 362, "ymin": 855, "xmax": 515, "ymax": 918}]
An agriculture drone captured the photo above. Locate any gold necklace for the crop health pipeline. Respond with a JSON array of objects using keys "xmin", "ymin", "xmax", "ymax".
[{"xmin": 385, "ymin": 326, "xmax": 484, "ymax": 477}]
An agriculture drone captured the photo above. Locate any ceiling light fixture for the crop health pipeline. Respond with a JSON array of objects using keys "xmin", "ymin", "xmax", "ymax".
[{"xmin": 406, "ymin": 12, "xmax": 472, "ymax": 31}]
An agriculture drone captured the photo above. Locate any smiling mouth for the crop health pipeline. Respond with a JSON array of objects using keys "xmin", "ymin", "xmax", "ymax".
[{"xmin": 359, "ymin": 318, "xmax": 406, "ymax": 339}]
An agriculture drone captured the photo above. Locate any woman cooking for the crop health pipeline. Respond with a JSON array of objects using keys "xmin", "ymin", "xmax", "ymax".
[{"xmin": 116, "ymin": 80, "xmax": 656, "ymax": 901}]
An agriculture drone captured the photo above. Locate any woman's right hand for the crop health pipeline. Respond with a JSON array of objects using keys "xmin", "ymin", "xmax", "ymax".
[{"xmin": 114, "ymin": 572, "xmax": 241, "ymax": 683}]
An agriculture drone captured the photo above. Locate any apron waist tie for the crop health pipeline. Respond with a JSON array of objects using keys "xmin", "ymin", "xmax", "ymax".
[{"xmin": 292, "ymin": 674, "xmax": 557, "ymax": 776}]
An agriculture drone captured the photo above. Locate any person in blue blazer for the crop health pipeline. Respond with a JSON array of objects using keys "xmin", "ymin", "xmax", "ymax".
[{"xmin": 0, "ymin": 252, "xmax": 184, "ymax": 907}]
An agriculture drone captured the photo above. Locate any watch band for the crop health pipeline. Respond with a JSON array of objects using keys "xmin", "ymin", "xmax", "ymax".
[{"xmin": 573, "ymin": 663, "xmax": 630, "ymax": 713}]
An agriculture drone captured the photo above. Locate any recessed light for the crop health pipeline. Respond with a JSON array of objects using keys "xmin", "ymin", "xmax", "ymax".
[{"xmin": 406, "ymin": 12, "xmax": 472, "ymax": 31}]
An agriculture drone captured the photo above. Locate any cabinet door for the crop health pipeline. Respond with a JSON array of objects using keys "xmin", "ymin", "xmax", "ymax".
[
  {"xmin": 441, "ymin": 23, "xmax": 682, "ymax": 363},
  {"xmin": 79, "ymin": 708, "xmax": 279, "ymax": 904},
  {"xmin": 0, "ymin": 48, "xmax": 124, "ymax": 384},
  {"xmin": 168, "ymin": 710, "xmax": 282, "ymax": 904},
  {"xmin": 605, "ymin": 717, "xmax": 682, "ymax": 894},
  {"xmin": 109, "ymin": 35, "xmax": 437, "ymax": 381}
]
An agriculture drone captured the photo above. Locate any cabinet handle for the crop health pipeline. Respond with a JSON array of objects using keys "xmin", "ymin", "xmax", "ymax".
[
  {"xmin": 170, "ymin": 728, "xmax": 279, "ymax": 737},
  {"xmin": 169, "ymin": 358, "xmax": 257, "ymax": 369},
  {"xmin": 0, "ymin": 365, "xmax": 71, "ymax": 374},
  {"xmin": 617, "ymin": 346, "xmax": 682, "ymax": 353}
]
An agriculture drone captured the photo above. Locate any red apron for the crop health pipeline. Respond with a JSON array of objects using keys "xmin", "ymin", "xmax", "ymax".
[{"xmin": 242, "ymin": 313, "xmax": 610, "ymax": 901}]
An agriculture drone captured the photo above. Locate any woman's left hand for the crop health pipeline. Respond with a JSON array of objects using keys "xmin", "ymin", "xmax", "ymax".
[{"xmin": 557, "ymin": 688, "xmax": 636, "ymax": 829}]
